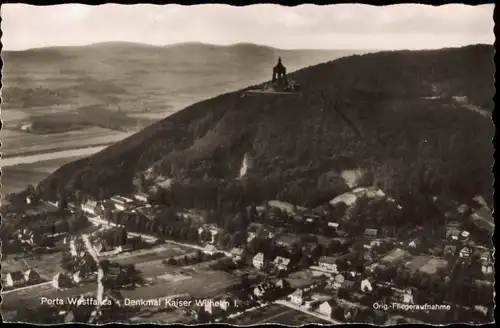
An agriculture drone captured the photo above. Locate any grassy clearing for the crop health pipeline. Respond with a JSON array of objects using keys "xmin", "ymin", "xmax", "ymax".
[
  {"xmin": 419, "ymin": 257, "xmax": 448, "ymax": 275},
  {"xmin": 404, "ymin": 255, "xmax": 432, "ymax": 272}
]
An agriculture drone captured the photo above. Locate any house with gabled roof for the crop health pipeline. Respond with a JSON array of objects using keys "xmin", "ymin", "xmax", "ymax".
[
  {"xmin": 444, "ymin": 245, "xmax": 457, "ymax": 255},
  {"xmin": 203, "ymin": 244, "xmax": 218, "ymax": 255},
  {"xmin": 24, "ymin": 269, "xmax": 41, "ymax": 284},
  {"xmin": 288, "ymin": 289, "xmax": 304, "ymax": 306},
  {"xmin": 273, "ymin": 256, "xmax": 291, "ymax": 271},
  {"xmin": 360, "ymin": 278, "xmax": 374, "ymax": 293},
  {"xmin": 230, "ymin": 247, "xmax": 244, "ymax": 262},
  {"xmin": 318, "ymin": 299, "xmax": 338, "ymax": 317},
  {"xmin": 6, "ymin": 271, "xmax": 26, "ymax": 287},
  {"xmin": 459, "ymin": 246, "xmax": 472, "ymax": 258},
  {"xmin": 318, "ymin": 256, "xmax": 338, "ymax": 273},
  {"xmin": 52, "ymin": 272, "xmax": 71, "ymax": 289},
  {"xmin": 72, "ymin": 269, "xmax": 88, "ymax": 284},
  {"xmin": 364, "ymin": 229, "xmax": 378, "ymax": 238}
]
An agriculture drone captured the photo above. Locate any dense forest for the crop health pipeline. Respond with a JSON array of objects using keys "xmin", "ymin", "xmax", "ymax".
[{"xmin": 36, "ymin": 44, "xmax": 494, "ymax": 209}]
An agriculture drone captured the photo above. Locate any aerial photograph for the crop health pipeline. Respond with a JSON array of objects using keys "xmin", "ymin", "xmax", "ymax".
[{"xmin": 0, "ymin": 3, "xmax": 495, "ymax": 325}]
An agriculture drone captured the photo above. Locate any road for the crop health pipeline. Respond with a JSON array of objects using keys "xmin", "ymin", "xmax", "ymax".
[
  {"xmin": 274, "ymin": 299, "xmax": 342, "ymax": 324},
  {"xmin": 1, "ymin": 281, "xmax": 52, "ymax": 295}
]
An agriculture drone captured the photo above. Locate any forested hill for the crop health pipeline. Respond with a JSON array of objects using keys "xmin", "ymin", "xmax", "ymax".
[{"xmin": 37, "ymin": 44, "xmax": 494, "ymax": 208}]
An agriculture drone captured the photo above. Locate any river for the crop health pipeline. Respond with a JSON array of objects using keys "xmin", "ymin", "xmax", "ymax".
[{"xmin": 1, "ymin": 146, "xmax": 107, "ymax": 168}]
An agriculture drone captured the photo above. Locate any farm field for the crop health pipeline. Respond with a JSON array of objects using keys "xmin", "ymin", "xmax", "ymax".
[
  {"xmin": 418, "ymin": 257, "xmax": 449, "ymax": 274},
  {"xmin": 286, "ymin": 270, "xmax": 318, "ymax": 289},
  {"xmin": 121, "ymin": 270, "xmax": 239, "ymax": 300},
  {"xmin": 380, "ymin": 248, "xmax": 407, "ymax": 264},
  {"xmin": 229, "ymin": 304, "xmax": 330, "ymax": 325},
  {"xmin": 111, "ymin": 244, "xmax": 193, "ymax": 266},
  {"xmin": 1, "ymin": 126, "xmax": 133, "ymax": 157}
]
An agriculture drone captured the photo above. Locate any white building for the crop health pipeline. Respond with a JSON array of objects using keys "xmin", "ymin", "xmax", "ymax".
[
  {"xmin": 134, "ymin": 192, "xmax": 149, "ymax": 203},
  {"xmin": 402, "ymin": 288, "xmax": 414, "ymax": 304},
  {"xmin": 6, "ymin": 271, "xmax": 26, "ymax": 287},
  {"xmin": 230, "ymin": 248, "xmax": 244, "ymax": 262},
  {"xmin": 81, "ymin": 200, "xmax": 98, "ymax": 215},
  {"xmin": 459, "ymin": 246, "xmax": 472, "ymax": 258},
  {"xmin": 273, "ymin": 256, "xmax": 291, "ymax": 271},
  {"xmin": 24, "ymin": 269, "xmax": 41, "ymax": 284},
  {"xmin": 360, "ymin": 278, "xmax": 373, "ymax": 293},
  {"xmin": 72, "ymin": 270, "xmax": 87, "ymax": 284},
  {"xmin": 318, "ymin": 256, "xmax": 338, "ymax": 273},
  {"xmin": 252, "ymin": 253, "xmax": 265, "ymax": 270},
  {"xmin": 289, "ymin": 289, "xmax": 304, "ymax": 306},
  {"xmin": 318, "ymin": 300, "xmax": 337, "ymax": 317},
  {"xmin": 203, "ymin": 244, "xmax": 218, "ymax": 256}
]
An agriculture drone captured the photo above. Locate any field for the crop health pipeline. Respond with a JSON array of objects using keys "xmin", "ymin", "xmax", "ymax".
[
  {"xmin": 418, "ymin": 257, "xmax": 449, "ymax": 275},
  {"xmin": 229, "ymin": 304, "xmax": 330, "ymax": 325},
  {"xmin": 404, "ymin": 255, "xmax": 433, "ymax": 272},
  {"xmin": 111, "ymin": 243, "xmax": 193, "ymax": 266},
  {"xmin": 286, "ymin": 270, "xmax": 317, "ymax": 289},
  {"xmin": 1, "ymin": 126, "xmax": 133, "ymax": 157},
  {"xmin": 123, "ymin": 270, "xmax": 238, "ymax": 300},
  {"xmin": 380, "ymin": 248, "xmax": 407, "ymax": 264}
]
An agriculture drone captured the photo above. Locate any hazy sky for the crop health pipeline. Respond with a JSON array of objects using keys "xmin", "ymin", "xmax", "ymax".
[{"xmin": 1, "ymin": 4, "xmax": 495, "ymax": 51}]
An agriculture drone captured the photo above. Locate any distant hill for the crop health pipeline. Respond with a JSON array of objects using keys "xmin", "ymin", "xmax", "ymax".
[
  {"xmin": 2, "ymin": 42, "xmax": 363, "ymax": 120},
  {"xmin": 37, "ymin": 44, "xmax": 494, "ymax": 208}
]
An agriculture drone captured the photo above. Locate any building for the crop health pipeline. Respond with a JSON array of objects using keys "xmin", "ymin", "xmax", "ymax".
[
  {"xmin": 318, "ymin": 256, "xmax": 338, "ymax": 273},
  {"xmin": 408, "ymin": 238, "xmax": 421, "ymax": 248},
  {"xmin": 331, "ymin": 274, "xmax": 345, "ymax": 290},
  {"xmin": 81, "ymin": 252, "xmax": 98, "ymax": 272},
  {"xmin": 247, "ymin": 232, "xmax": 256, "ymax": 243},
  {"xmin": 273, "ymin": 256, "xmax": 291, "ymax": 271},
  {"xmin": 444, "ymin": 245, "xmax": 457, "ymax": 255},
  {"xmin": 318, "ymin": 299, "xmax": 337, "ymax": 317},
  {"xmin": 94, "ymin": 239, "xmax": 109, "ymax": 255},
  {"xmin": 230, "ymin": 248, "xmax": 244, "ymax": 262},
  {"xmin": 360, "ymin": 278, "xmax": 373, "ymax": 293},
  {"xmin": 274, "ymin": 278, "xmax": 289, "ymax": 289},
  {"xmin": 52, "ymin": 273, "xmax": 70, "ymax": 289},
  {"xmin": 203, "ymin": 244, "xmax": 218, "ymax": 256},
  {"xmin": 6, "ymin": 271, "xmax": 26, "ymax": 287},
  {"xmin": 480, "ymin": 250, "xmax": 493, "ymax": 265},
  {"xmin": 402, "ymin": 288, "xmax": 414, "ymax": 304},
  {"xmin": 73, "ymin": 270, "xmax": 87, "ymax": 284},
  {"xmin": 81, "ymin": 200, "xmax": 98, "ymax": 215},
  {"xmin": 328, "ymin": 222, "xmax": 340, "ymax": 230},
  {"xmin": 460, "ymin": 230, "xmax": 470, "ymax": 241},
  {"xmin": 110, "ymin": 195, "xmax": 134, "ymax": 211},
  {"xmin": 446, "ymin": 227, "xmax": 460, "ymax": 241},
  {"xmin": 364, "ymin": 229, "xmax": 378, "ymax": 239},
  {"xmin": 252, "ymin": 253, "xmax": 265, "ymax": 270},
  {"xmin": 134, "ymin": 192, "xmax": 149, "ymax": 203},
  {"xmin": 289, "ymin": 289, "xmax": 304, "ymax": 306},
  {"xmin": 459, "ymin": 246, "xmax": 472, "ymax": 258},
  {"xmin": 24, "ymin": 269, "xmax": 41, "ymax": 284}
]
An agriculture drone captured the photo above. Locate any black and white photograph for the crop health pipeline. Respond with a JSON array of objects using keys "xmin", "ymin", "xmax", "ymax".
[{"xmin": 0, "ymin": 3, "xmax": 495, "ymax": 325}]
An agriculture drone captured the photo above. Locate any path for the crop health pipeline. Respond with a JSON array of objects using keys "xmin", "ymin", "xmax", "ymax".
[{"xmin": 1, "ymin": 281, "xmax": 52, "ymax": 295}]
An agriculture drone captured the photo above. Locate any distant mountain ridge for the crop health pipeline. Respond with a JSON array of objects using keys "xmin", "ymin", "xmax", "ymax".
[{"xmin": 34, "ymin": 44, "xmax": 494, "ymax": 208}]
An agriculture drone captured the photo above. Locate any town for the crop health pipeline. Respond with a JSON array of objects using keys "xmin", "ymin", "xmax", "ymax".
[{"xmin": 1, "ymin": 179, "xmax": 494, "ymax": 324}]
